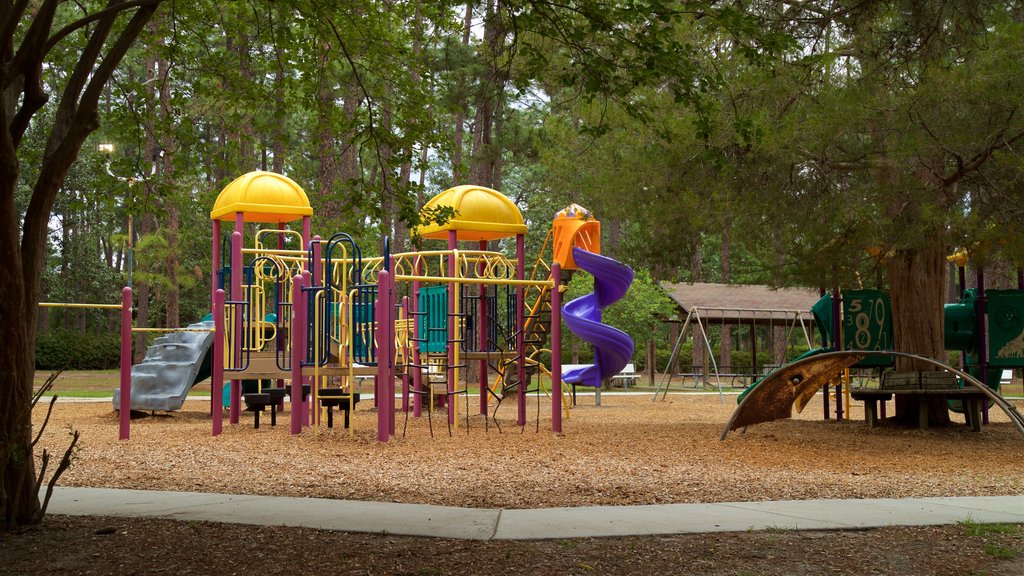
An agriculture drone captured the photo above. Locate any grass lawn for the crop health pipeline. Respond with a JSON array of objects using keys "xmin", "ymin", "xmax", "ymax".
[{"xmin": 33, "ymin": 370, "xmax": 211, "ymax": 398}]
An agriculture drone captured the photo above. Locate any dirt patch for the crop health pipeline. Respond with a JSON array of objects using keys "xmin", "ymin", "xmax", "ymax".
[{"xmin": 3, "ymin": 515, "xmax": 1023, "ymax": 575}]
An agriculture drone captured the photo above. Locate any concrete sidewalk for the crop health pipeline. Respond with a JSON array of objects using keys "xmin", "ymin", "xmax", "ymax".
[{"xmin": 46, "ymin": 487, "xmax": 1024, "ymax": 540}]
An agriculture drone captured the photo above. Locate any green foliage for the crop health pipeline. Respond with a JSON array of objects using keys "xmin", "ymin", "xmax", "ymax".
[{"xmin": 36, "ymin": 330, "xmax": 122, "ymax": 371}]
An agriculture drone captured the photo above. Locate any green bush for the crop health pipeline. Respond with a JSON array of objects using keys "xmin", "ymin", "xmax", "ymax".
[{"xmin": 36, "ymin": 329, "xmax": 121, "ymax": 370}]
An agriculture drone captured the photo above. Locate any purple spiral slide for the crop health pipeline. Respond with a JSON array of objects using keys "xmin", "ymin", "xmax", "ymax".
[{"xmin": 561, "ymin": 247, "xmax": 635, "ymax": 388}]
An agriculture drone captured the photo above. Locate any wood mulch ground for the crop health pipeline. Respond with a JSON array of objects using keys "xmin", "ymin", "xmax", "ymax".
[{"xmin": 9, "ymin": 391, "xmax": 1024, "ymax": 575}]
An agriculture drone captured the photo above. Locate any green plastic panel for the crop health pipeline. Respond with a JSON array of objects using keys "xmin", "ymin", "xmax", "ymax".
[
  {"xmin": 986, "ymin": 289, "xmax": 1024, "ymax": 368},
  {"xmin": 810, "ymin": 294, "xmax": 833, "ymax": 347},
  {"xmin": 417, "ymin": 285, "xmax": 448, "ymax": 354},
  {"xmin": 943, "ymin": 290, "xmax": 976, "ymax": 354},
  {"xmin": 840, "ymin": 290, "xmax": 893, "ymax": 367}
]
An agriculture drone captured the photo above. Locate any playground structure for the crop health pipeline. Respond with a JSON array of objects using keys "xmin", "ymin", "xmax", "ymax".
[
  {"xmin": 112, "ymin": 173, "xmax": 635, "ymax": 441},
  {"xmin": 721, "ymin": 253, "xmax": 1024, "ymax": 436}
]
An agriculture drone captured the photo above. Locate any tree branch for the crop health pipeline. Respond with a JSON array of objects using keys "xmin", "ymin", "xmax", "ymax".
[
  {"xmin": 45, "ymin": 3, "xmax": 119, "ymax": 158},
  {"xmin": 5, "ymin": 0, "xmax": 57, "ymax": 144},
  {"xmin": 30, "ymin": 368, "xmax": 63, "ymax": 408},
  {"xmin": 36, "ymin": 430, "xmax": 80, "ymax": 523},
  {"xmin": 78, "ymin": 1, "xmax": 163, "ymax": 122},
  {"xmin": 322, "ymin": 12, "xmax": 386, "ymax": 193},
  {"xmin": 5, "ymin": 0, "xmax": 58, "ymax": 84},
  {"xmin": 31, "ymin": 396, "xmax": 57, "ymax": 448},
  {"xmin": 948, "ymin": 127, "xmax": 1024, "ymax": 185},
  {"xmin": 43, "ymin": 0, "xmax": 163, "ymax": 56},
  {"xmin": 0, "ymin": 0, "xmax": 31, "ymax": 63}
]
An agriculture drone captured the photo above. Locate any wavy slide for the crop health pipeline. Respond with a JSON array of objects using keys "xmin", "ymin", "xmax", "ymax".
[
  {"xmin": 112, "ymin": 318, "xmax": 215, "ymax": 411},
  {"xmin": 561, "ymin": 247, "xmax": 635, "ymax": 388}
]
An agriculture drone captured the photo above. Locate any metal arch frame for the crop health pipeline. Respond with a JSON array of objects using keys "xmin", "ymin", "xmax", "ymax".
[{"xmin": 721, "ymin": 349, "xmax": 1024, "ymax": 440}]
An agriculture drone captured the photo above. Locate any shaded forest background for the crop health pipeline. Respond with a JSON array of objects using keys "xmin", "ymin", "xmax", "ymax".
[{"xmin": 21, "ymin": 1, "xmax": 1024, "ymax": 369}]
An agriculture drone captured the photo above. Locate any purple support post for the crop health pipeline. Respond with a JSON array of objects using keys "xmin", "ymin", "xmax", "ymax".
[
  {"xmin": 302, "ymin": 216, "xmax": 311, "ymax": 271},
  {"xmin": 312, "ymin": 235, "xmax": 323, "ymax": 288},
  {"xmin": 479, "ymin": 239, "xmax": 489, "ymax": 415},
  {"xmin": 118, "ymin": 287, "xmax": 133, "ymax": 440},
  {"xmin": 212, "ymin": 219, "xmax": 221, "ymax": 314},
  {"xmin": 1018, "ymin": 269, "xmax": 1023, "ymax": 290},
  {"xmin": 276, "ymin": 229, "xmax": 286, "ymax": 397},
  {"xmin": 302, "ymin": 270, "xmax": 312, "ymax": 427},
  {"xmin": 551, "ymin": 263, "xmax": 562, "ymax": 433},
  {"xmin": 291, "ymin": 274, "xmax": 307, "ymax": 435},
  {"xmin": 977, "ymin": 268, "xmax": 990, "ymax": 425},
  {"xmin": 387, "ymin": 270, "xmax": 396, "ymax": 436},
  {"xmin": 212, "ymin": 289, "xmax": 225, "ymax": 436},
  {"xmin": 516, "ymin": 233, "xmax": 526, "ymax": 426},
  {"xmin": 412, "ymin": 261, "xmax": 423, "ymax": 418},
  {"xmin": 211, "ymin": 219, "xmax": 221, "ymax": 417},
  {"xmin": 447, "ymin": 231, "xmax": 458, "ymax": 426},
  {"xmin": 311, "ymin": 238, "xmax": 322, "ymax": 424},
  {"xmin": 402, "ymin": 296, "xmax": 410, "ymax": 413},
  {"xmin": 377, "ymin": 270, "xmax": 393, "ymax": 442},
  {"xmin": 230, "ymin": 227, "xmax": 243, "ymax": 425}
]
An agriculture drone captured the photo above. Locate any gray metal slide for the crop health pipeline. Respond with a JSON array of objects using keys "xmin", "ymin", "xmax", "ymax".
[{"xmin": 112, "ymin": 320, "xmax": 215, "ymax": 411}]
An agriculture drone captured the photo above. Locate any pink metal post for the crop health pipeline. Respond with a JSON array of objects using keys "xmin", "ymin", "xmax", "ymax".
[
  {"xmin": 515, "ymin": 233, "xmax": 526, "ymax": 426},
  {"xmin": 479, "ymin": 239, "xmax": 488, "ymax": 414},
  {"xmin": 302, "ymin": 270, "xmax": 312, "ymax": 426},
  {"xmin": 276, "ymin": 229, "xmax": 286, "ymax": 396},
  {"xmin": 211, "ymin": 219, "xmax": 221, "ymax": 416},
  {"xmin": 211, "ymin": 220, "xmax": 221, "ymax": 313},
  {"xmin": 302, "ymin": 216, "xmax": 311, "ymax": 272},
  {"xmin": 447, "ymin": 230, "xmax": 458, "ymax": 426},
  {"xmin": 377, "ymin": 270, "xmax": 393, "ymax": 441},
  {"xmin": 401, "ymin": 295, "xmax": 410, "ymax": 413},
  {"xmin": 387, "ymin": 270, "xmax": 396, "ymax": 435},
  {"xmin": 118, "ymin": 287, "xmax": 133, "ymax": 440},
  {"xmin": 412, "ymin": 260, "xmax": 423, "ymax": 417},
  {"xmin": 550, "ymin": 263, "xmax": 562, "ymax": 433},
  {"xmin": 230, "ymin": 225, "xmax": 243, "ymax": 425},
  {"xmin": 291, "ymin": 274, "xmax": 307, "ymax": 435},
  {"xmin": 311, "ymin": 238, "xmax": 322, "ymax": 426},
  {"xmin": 212, "ymin": 289, "xmax": 225, "ymax": 436}
]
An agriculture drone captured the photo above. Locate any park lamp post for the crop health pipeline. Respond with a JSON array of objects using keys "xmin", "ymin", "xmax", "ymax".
[{"xmin": 98, "ymin": 143, "xmax": 162, "ymax": 289}]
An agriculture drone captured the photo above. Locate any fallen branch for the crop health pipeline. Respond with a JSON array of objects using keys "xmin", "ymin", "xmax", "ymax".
[
  {"xmin": 31, "ymin": 368, "xmax": 65, "ymax": 408},
  {"xmin": 35, "ymin": 429, "xmax": 80, "ymax": 523},
  {"xmin": 31, "ymin": 396, "xmax": 58, "ymax": 448}
]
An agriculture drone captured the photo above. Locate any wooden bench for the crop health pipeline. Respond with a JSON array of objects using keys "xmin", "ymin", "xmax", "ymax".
[{"xmin": 851, "ymin": 388, "xmax": 987, "ymax": 432}]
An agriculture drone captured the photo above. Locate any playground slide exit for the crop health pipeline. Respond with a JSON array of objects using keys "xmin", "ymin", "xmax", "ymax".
[
  {"xmin": 112, "ymin": 318, "xmax": 215, "ymax": 412},
  {"xmin": 562, "ymin": 247, "xmax": 635, "ymax": 388}
]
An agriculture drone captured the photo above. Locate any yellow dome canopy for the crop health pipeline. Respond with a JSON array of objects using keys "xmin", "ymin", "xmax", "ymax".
[
  {"xmin": 415, "ymin": 185, "xmax": 527, "ymax": 241},
  {"xmin": 210, "ymin": 171, "xmax": 313, "ymax": 223}
]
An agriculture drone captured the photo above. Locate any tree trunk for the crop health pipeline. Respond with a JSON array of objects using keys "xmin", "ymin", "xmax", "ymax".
[
  {"xmin": 720, "ymin": 226, "xmax": 732, "ymax": 368},
  {"xmin": 469, "ymin": 0, "xmax": 506, "ymax": 189},
  {"xmin": 689, "ymin": 235, "xmax": 705, "ymax": 376},
  {"xmin": 451, "ymin": 2, "xmax": 474, "ymax": 185},
  {"xmin": 887, "ymin": 229, "xmax": 951, "ymax": 426},
  {"xmin": 0, "ymin": 0, "xmax": 160, "ymax": 527},
  {"xmin": 0, "ymin": 172, "xmax": 39, "ymax": 525},
  {"xmin": 157, "ymin": 33, "xmax": 178, "ymax": 329},
  {"xmin": 315, "ymin": 49, "xmax": 341, "ymax": 219}
]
